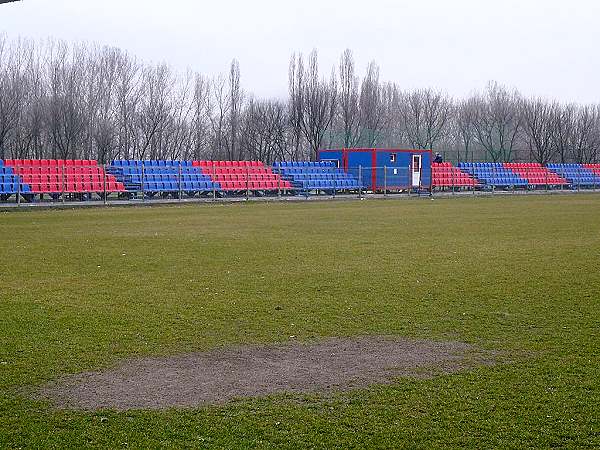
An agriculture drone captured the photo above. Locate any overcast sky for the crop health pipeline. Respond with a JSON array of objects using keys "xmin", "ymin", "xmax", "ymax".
[{"xmin": 2, "ymin": 0, "xmax": 599, "ymax": 103}]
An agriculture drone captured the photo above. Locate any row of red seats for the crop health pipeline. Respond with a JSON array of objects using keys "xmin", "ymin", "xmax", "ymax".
[
  {"xmin": 197, "ymin": 160, "xmax": 289, "ymax": 189},
  {"xmin": 433, "ymin": 177, "xmax": 477, "ymax": 187},
  {"xmin": 20, "ymin": 175, "xmax": 111, "ymax": 183},
  {"xmin": 27, "ymin": 182, "xmax": 125, "ymax": 193},
  {"xmin": 14, "ymin": 167, "xmax": 103, "ymax": 175},
  {"xmin": 503, "ymin": 163, "xmax": 567, "ymax": 185},
  {"xmin": 4, "ymin": 159, "xmax": 98, "ymax": 167},
  {"xmin": 193, "ymin": 160, "xmax": 263, "ymax": 168},
  {"xmin": 431, "ymin": 163, "xmax": 478, "ymax": 187},
  {"xmin": 200, "ymin": 167, "xmax": 271, "ymax": 175},
  {"xmin": 219, "ymin": 180, "xmax": 292, "ymax": 190},
  {"xmin": 3, "ymin": 159, "xmax": 125, "ymax": 193},
  {"xmin": 212, "ymin": 174, "xmax": 281, "ymax": 181},
  {"xmin": 433, "ymin": 168, "xmax": 473, "ymax": 175}
]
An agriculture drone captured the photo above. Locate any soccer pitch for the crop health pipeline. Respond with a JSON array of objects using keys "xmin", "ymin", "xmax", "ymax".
[{"xmin": 1, "ymin": 195, "xmax": 599, "ymax": 448}]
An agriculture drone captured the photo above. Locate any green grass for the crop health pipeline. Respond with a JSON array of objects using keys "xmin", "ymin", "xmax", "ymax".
[{"xmin": 1, "ymin": 195, "xmax": 599, "ymax": 449}]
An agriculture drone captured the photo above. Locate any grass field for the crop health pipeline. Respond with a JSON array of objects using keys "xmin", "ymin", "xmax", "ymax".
[{"xmin": 1, "ymin": 195, "xmax": 599, "ymax": 448}]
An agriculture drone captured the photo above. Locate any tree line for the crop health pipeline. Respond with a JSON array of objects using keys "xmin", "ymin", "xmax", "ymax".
[{"xmin": 1, "ymin": 36, "xmax": 599, "ymax": 164}]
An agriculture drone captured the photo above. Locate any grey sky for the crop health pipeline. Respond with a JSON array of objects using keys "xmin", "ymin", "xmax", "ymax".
[{"xmin": 2, "ymin": 0, "xmax": 599, "ymax": 102}]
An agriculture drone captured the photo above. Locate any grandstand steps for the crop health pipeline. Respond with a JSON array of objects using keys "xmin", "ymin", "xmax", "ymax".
[{"xmin": 275, "ymin": 161, "xmax": 362, "ymax": 192}]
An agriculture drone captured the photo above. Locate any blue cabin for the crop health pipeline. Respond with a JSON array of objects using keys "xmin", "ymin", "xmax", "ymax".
[{"xmin": 318, "ymin": 148, "xmax": 432, "ymax": 191}]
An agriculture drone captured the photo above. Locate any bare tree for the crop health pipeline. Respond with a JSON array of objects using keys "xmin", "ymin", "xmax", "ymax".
[
  {"xmin": 471, "ymin": 82, "xmax": 522, "ymax": 162},
  {"xmin": 520, "ymin": 97, "xmax": 557, "ymax": 164},
  {"xmin": 551, "ymin": 103, "xmax": 576, "ymax": 163},
  {"xmin": 288, "ymin": 50, "xmax": 337, "ymax": 160},
  {"xmin": 136, "ymin": 63, "xmax": 172, "ymax": 159},
  {"xmin": 190, "ymin": 72, "xmax": 210, "ymax": 159},
  {"xmin": 46, "ymin": 41, "xmax": 87, "ymax": 159},
  {"xmin": 113, "ymin": 49, "xmax": 141, "ymax": 160},
  {"xmin": 227, "ymin": 59, "xmax": 243, "ymax": 160},
  {"xmin": 12, "ymin": 39, "xmax": 45, "ymax": 159},
  {"xmin": 337, "ymin": 49, "xmax": 360, "ymax": 148},
  {"xmin": 399, "ymin": 88, "xmax": 452, "ymax": 150},
  {"xmin": 454, "ymin": 98, "xmax": 478, "ymax": 162},
  {"xmin": 287, "ymin": 53, "xmax": 305, "ymax": 160},
  {"xmin": 571, "ymin": 105, "xmax": 600, "ymax": 163},
  {"xmin": 0, "ymin": 36, "xmax": 23, "ymax": 158},
  {"xmin": 241, "ymin": 98, "xmax": 287, "ymax": 163},
  {"xmin": 207, "ymin": 74, "xmax": 229, "ymax": 159},
  {"xmin": 359, "ymin": 61, "xmax": 386, "ymax": 146}
]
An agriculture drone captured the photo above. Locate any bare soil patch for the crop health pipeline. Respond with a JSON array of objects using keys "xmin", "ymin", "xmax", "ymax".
[{"xmin": 38, "ymin": 336, "xmax": 493, "ymax": 410}]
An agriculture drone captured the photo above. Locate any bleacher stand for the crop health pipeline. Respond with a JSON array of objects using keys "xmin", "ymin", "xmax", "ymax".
[
  {"xmin": 584, "ymin": 164, "xmax": 600, "ymax": 177},
  {"xmin": 546, "ymin": 164, "xmax": 600, "ymax": 187},
  {"xmin": 583, "ymin": 164, "xmax": 600, "ymax": 176},
  {"xmin": 108, "ymin": 160, "xmax": 217, "ymax": 196},
  {"xmin": 431, "ymin": 162, "xmax": 477, "ymax": 188},
  {"xmin": 274, "ymin": 161, "xmax": 362, "ymax": 192},
  {"xmin": 193, "ymin": 160, "xmax": 292, "ymax": 192},
  {"xmin": 3, "ymin": 159, "xmax": 124, "ymax": 197},
  {"xmin": 0, "ymin": 160, "xmax": 27, "ymax": 198},
  {"xmin": 503, "ymin": 162, "xmax": 568, "ymax": 186},
  {"xmin": 458, "ymin": 162, "xmax": 528, "ymax": 188}
]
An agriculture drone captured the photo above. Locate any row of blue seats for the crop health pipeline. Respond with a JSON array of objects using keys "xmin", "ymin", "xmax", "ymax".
[
  {"xmin": 458, "ymin": 162, "xmax": 504, "ymax": 168},
  {"xmin": 0, "ymin": 167, "xmax": 15, "ymax": 174},
  {"xmin": 0, "ymin": 183, "xmax": 31, "ymax": 193},
  {"xmin": 481, "ymin": 178, "xmax": 528, "ymax": 186},
  {"xmin": 121, "ymin": 174, "xmax": 212, "ymax": 183},
  {"xmin": 288, "ymin": 173, "xmax": 354, "ymax": 180},
  {"xmin": 460, "ymin": 165, "xmax": 528, "ymax": 186},
  {"xmin": 548, "ymin": 168, "xmax": 600, "ymax": 183},
  {"xmin": 468, "ymin": 176, "xmax": 525, "ymax": 185},
  {"xmin": 555, "ymin": 176, "xmax": 600, "ymax": 184},
  {"xmin": 274, "ymin": 161, "xmax": 336, "ymax": 168},
  {"xmin": 276, "ymin": 161, "xmax": 337, "ymax": 168},
  {"xmin": 467, "ymin": 168, "xmax": 518, "ymax": 173},
  {"xmin": 548, "ymin": 165, "xmax": 600, "ymax": 185},
  {"xmin": 567, "ymin": 177, "xmax": 600, "ymax": 182},
  {"xmin": 551, "ymin": 168, "xmax": 597, "ymax": 174},
  {"xmin": 547, "ymin": 164, "xmax": 589, "ymax": 169},
  {"xmin": 0, "ymin": 175, "xmax": 19, "ymax": 182},
  {"xmin": 279, "ymin": 168, "xmax": 348, "ymax": 175},
  {"xmin": 136, "ymin": 181, "xmax": 218, "ymax": 192},
  {"xmin": 296, "ymin": 179, "xmax": 361, "ymax": 189},
  {"xmin": 469, "ymin": 171, "xmax": 526, "ymax": 179},
  {"xmin": 109, "ymin": 166, "xmax": 203, "ymax": 175},
  {"xmin": 278, "ymin": 164, "xmax": 362, "ymax": 191},
  {"xmin": 111, "ymin": 160, "xmax": 194, "ymax": 167}
]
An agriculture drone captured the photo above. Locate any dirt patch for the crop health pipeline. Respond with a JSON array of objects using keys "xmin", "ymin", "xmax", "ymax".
[{"xmin": 38, "ymin": 336, "xmax": 492, "ymax": 411}]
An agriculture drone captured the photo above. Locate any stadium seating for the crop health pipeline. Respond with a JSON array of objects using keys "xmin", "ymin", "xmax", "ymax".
[
  {"xmin": 431, "ymin": 162, "xmax": 477, "ymax": 188},
  {"xmin": 3, "ymin": 158, "xmax": 600, "ymax": 202},
  {"xmin": 274, "ymin": 161, "xmax": 361, "ymax": 191},
  {"xmin": 546, "ymin": 164, "xmax": 600, "ymax": 187},
  {"xmin": 3, "ymin": 159, "xmax": 124, "ymax": 195},
  {"xmin": 583, "ymin": 164, "xmax": 600, "ymax": 177},
  {"xmin": 194, "ymin": 160, "xmax": 292, "ymax": 191},
  {"xmin": 503, "ymin": 162, "xmax": 568, "ymax": 186},
  {"xmin": 0, "ymin": 160, "xmax": 26, "ymax": 196},
  {"xmin": 458, "ymin": 162, "xmax": 528, "ymax": 188},
  {"xmin": 108, "ymin": 160, "xmax": 218, "ymax": 194}
]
